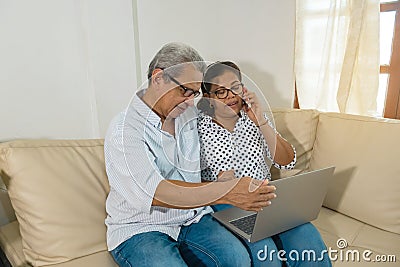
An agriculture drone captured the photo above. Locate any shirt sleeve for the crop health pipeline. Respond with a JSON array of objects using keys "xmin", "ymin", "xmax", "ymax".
[
  {"xmin": 104, "ymin": 116, "xmax": 164, "ymax": 214},
  {"xmin": 175, "ymin": 107, "xmax": 202, "ymax": 182}
]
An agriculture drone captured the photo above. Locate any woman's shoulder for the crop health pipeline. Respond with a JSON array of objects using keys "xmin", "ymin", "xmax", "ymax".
[
  {"xmin": 198, "ymin": 112, "xmax": 218, "ymax": 136},
  {"xmin": 198, "ymin": 111, "xmax": 212, "ymax": 124}
]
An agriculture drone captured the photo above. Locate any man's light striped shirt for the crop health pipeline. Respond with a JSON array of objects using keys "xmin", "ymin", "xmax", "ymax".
[{"xmin": 104, "ymin": 89, "xmax": 212, "ymax": 251}]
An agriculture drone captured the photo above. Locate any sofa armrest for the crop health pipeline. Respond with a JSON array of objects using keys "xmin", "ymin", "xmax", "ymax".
[
  {"xmin": 0, "ymin": 246, "xmax": 12, "ymax": 267},
  {"xmin": 0, "ymin": 176, "xmax": 16, "ymax": 227}
]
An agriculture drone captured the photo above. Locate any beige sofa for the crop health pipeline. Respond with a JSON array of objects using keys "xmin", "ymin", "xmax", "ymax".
[{"xmin": 0, "ymin": 109, "xmax": 398, "ymax": 266}]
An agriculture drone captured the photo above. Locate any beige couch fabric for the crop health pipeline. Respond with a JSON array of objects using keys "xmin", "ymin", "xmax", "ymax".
[
  {"xmin": 314, "ymin": 208, "xmax": 400, "ymax": 267},
  {"xmin": 0, "ymin": 221, "xmax": 27, "ymax": 267},
  {"xmin": 0, "ymin": 140, "xmax": 109, "ymax": 266},
  {"xmin": 0, "ymin": 221, "xmax": 117, "ymax": 267},
  {"xmin": 270, "ymin": 108, "xmax": 319, "ymax": 178},
  {"xmin": 310, "ymin": 113, "xmax": 400, "ymax": 235}
]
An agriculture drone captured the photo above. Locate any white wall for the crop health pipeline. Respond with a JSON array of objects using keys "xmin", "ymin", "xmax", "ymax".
[
  {"xmin": 0, "ymin": 0, "xmax": 295, "ymax": 141},
  {"xmin": 135, "ymin": 0, "xmax": 296, "ymax": 109},
  {"xmin": 0, "ymin": 0, "xmax": 137, "ymax": 141}
]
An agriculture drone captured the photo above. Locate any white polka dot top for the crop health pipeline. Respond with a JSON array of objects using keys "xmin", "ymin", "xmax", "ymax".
[{"xmin": 198, "ymin": 110, "xmax": 296, "ymax": 181}]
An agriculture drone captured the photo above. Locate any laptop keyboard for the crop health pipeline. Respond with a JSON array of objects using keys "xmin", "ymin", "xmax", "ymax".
[{"xmin": 229, "ymin": 213, "xmax": 257, "ymax": 235}]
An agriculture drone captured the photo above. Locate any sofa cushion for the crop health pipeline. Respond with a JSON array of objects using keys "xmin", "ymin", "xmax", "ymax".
[
  {"xmin": 50, "ymin": 250, "xmax": 117, "ymax": 267},
  {"xmin": 0, "ymin": 220, "xmax": 27, "ymax": 267},
  {"xmin": 0, "ymin": 140, "xmax": 109, "ymax": 266},
  {"xmin": 0, "ymin": 185, "xmax": 16, "ymax": 226},
  {"xmin": 310, "ymin": 113, "xmax": 400, "ymax": 235},
  {"xmin": 271, "ymin": 109, "xmax": 319, "ymax": 178},
  {"xmin": 0, "ymin": 220, "xmax": 118, "ymax": 267},
  {"xmin": 313, "ymin": 207, "xmax": 400, "ymax": 267}
]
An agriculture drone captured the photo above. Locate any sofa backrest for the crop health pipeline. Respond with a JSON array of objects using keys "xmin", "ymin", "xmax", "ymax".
[
  {"xmin": 309, "ymin": 112, "xmax": 400, "ymax": 235},
  {"xmin": 271, "ymin": 108, "xmax": 319, "ymax": 178},
  {"xmin": 0, "ymin": 139, "xmax": 109, "ymax": 266}
]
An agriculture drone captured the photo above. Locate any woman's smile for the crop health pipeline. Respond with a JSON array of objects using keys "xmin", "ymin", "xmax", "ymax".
[{"xmin": 226, "ymin": 100, "xmax": 239, "ymax": 107}]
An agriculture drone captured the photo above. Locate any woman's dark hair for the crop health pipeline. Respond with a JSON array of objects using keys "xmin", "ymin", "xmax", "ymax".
[
  {"xmin": 201, "ymin": 61, "xmax": 242, "ymax": 94},
  {"xmin": 197, "ymin": 61, "xmax": 242, "ymax": 116}
]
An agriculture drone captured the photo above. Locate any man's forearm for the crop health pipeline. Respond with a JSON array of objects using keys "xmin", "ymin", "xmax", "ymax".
[
  {"xmin": 152, "ymin": 178, "xmax": 276, "ymax": 212},
  {"xmin": 152, "ymin": 179, "xmax": 238, "ymax": 209}
]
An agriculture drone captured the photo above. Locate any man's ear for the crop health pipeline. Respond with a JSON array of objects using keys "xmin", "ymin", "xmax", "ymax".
[{"xmin": 151, "ymin": 68, "xmax": 164, "ymax": 86}]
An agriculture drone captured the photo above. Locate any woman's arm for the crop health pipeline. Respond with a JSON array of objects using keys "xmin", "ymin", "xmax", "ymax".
[
  {"xmin": 257, "ymin": 121, "xmax": 295, "ymax": 166},
  {"xmin": 242, "ymin": 89, "xmax": 295, "ymax": 166}
]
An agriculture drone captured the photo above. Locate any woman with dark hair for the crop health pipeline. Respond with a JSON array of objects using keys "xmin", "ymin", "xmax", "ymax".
[
  {"xmin": 198, "ymin": 61, "xmax": 296, "ymax": 183},
  {"xmin": 198, "ymin": 61, "xmax": 331, "ymax": 267}
]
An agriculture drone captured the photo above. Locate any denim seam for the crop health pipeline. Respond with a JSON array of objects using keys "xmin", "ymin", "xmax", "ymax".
[
  {"xmin": 114, "ymin": 249, "xmax": 133, "ymax": 267},
  {"xmin": 181, "ymin": 240, "xmax": 221, "ymax": 267}
]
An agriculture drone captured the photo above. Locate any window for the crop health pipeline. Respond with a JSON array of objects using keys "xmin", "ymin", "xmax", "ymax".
[
  {"xmin": 294, "ymin": 1, "xmax": 381, "ymax": 116},
  {"xmin": 380, "ymin": 0, "xmax": 400, "ymax": 119}
]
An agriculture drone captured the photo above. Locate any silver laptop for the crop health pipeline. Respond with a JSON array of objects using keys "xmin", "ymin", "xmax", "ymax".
[{"xmin": 212, "ymin": 166, "xmax": 335, "ymax": 243}]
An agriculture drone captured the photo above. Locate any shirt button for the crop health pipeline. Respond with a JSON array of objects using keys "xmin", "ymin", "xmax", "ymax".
[{"xmin": 231, "ymin": 139, "xmax": 236, "ymax": 148}]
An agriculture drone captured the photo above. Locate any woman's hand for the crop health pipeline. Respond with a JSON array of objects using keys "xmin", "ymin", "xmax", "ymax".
[
  {"xmin": 242, "ymin": 87, "xmax": 267, "ymax": 126},
  {"xmin": 217, "ymin": 169, "xmax": 236, "ymax": 182}
]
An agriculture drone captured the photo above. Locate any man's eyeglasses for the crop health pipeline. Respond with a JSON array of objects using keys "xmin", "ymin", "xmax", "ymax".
[
  {"xmin": 158, "ymin": 68, "xmax": 201, "ymax": 98},
  {"xmin": 210, "ymin": 83, "xmax": 244, "ymax": 99}
]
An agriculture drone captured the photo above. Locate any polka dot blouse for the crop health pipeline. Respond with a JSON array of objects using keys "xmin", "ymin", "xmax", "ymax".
[{"xmin": 198, "ymin": 110, "xmax": 296, "ymax": 181}]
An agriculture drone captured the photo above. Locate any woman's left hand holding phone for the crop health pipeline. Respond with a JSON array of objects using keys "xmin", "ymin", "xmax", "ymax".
[{"xmin": 242, "ymin": 87, "xmax": 267, "ymax": 126}]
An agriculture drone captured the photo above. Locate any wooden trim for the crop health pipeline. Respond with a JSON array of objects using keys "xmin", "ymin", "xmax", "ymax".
[
  {"xmin": 384, "ymin": 8, "xmax": 400, "ymax": 119},
  {"xmin": 293, "ymin": 82, "xmax": 300, "ymax": 109},
  {"xmin": 380, "ymin": 1, "xmax": 400, "ymax": 12},
  {"xmin": 384, "ymin": 86, "xmax": 400, "ymax": 118},
  {"xmin": 380, "ymin": 65, "xmax": 390, "ymax": 73}
]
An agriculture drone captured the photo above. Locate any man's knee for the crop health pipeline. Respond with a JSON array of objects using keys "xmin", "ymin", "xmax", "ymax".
[
  {"xmin": 295, "ymin": 223, "xmax": 326, "ymax": 247},
  {"xmin": 111, "ymin": 233, "xmax": 187, "ymax": 267},
  {"xmin": 218, "ymin": 244, "xmax": 251, "ymax": 266}
]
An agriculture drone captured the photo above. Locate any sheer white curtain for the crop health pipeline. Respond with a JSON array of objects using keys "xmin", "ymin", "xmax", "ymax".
[{"xmin": 295, "ymin": 0, "xmax": 380, "ymax": 116}]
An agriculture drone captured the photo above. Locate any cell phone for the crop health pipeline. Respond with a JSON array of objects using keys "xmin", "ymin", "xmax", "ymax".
[
  {"xmin": 243, "ymin": 99, "xmax": 252, "ymax": 109},
  {"xmin": 242, "ymin": 87, "xmax": 251, "ymax": 108}
]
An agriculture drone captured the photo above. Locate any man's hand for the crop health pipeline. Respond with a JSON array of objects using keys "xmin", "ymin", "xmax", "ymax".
[{"xmin": 220, "ymin": 177, "xmax": 276, "ymax": 211}]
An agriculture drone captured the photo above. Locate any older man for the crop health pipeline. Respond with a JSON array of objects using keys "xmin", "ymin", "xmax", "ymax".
[{"xmin": 104, "ymin": 43, "xmax": 276, "ymax": 266}]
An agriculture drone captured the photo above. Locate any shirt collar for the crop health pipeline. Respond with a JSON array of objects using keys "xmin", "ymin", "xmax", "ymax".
[
  {"xmin": 131, "ymin": 89, "xmax": 162, "ymax": 128},
  {"xmin": 238, "ymin": 109, "xmax": 247, "ymax": 122},
  {"xmin": 199, "ymin": 109, "xmax": 248, "ymax": 129}
]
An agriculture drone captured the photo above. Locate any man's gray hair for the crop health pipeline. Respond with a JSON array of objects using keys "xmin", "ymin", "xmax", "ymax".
[{"xmin": 147, "ymin": 42, "xmax": 206, "ymax": 83}]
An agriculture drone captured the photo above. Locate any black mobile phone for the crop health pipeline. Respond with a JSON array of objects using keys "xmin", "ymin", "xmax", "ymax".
[{"xmin": 242, "ymin": 99, "xmax": 252, "ymax": 108}]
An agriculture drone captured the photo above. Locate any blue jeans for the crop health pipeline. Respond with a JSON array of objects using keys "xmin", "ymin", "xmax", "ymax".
[
  {"xmin": 212, "ymin": 204, "xmax": 332, "ymax": 267},
  {"xmin": 111, "ymin": 214, "xmax": 251, "ymax": 267}
]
